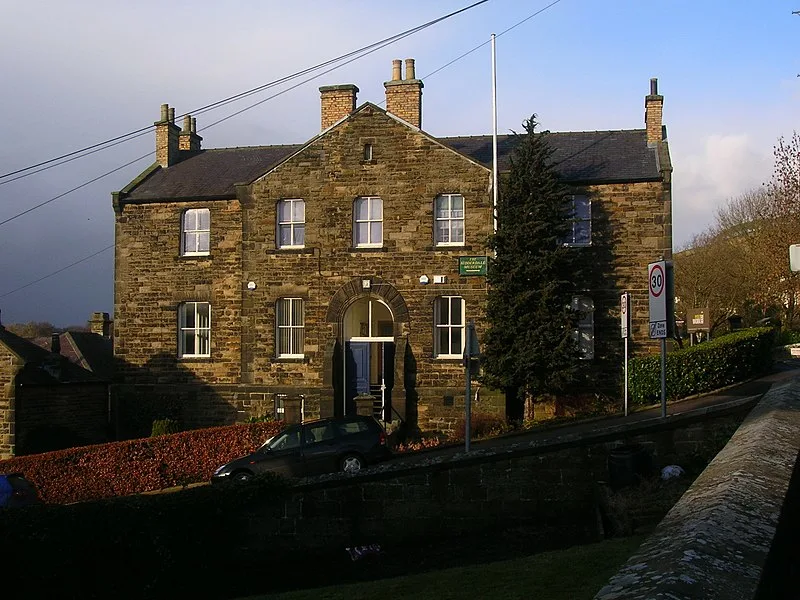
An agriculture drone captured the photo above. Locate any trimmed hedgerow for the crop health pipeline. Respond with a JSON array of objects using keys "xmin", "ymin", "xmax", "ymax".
[
  {"xmin": 629, "ymin": 327, "xmax": 775, "ymax": 405},
  {"xmin": 0, "ymin": 421, "xmax": 284, "ymax": 505}
]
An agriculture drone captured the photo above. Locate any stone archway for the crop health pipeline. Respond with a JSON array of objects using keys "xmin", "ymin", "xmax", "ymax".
[{"xmin": 324, "ymin": 278, "xmax": 409, "ymax": 422}]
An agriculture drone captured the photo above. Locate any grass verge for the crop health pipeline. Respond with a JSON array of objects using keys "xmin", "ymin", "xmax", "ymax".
[{"xmin": 246, "ymin": 534, "xmax": 646, "ymax": 600}]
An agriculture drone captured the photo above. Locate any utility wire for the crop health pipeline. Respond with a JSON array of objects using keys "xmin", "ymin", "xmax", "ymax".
[
  {"xmin": 0, "ymin": 244, "xmax": 114, "ymax": 299},
  {"xmin": 0, "ymin": 0, "xmax": 489, "ymax": 184},
  {"xmin": 0, "ymin": 0, "xmax": 564, "ymax": 300}
]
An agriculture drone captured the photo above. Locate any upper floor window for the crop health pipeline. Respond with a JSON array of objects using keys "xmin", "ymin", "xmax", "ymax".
[
  {"xmin": 571, "ymin": 296, "xmax": 594, "ymax": 360},
  {"xmin": 353, "ymin": 196, "xmax": 383, "ymax": 247},
  {"xmin": 277, "ymin": 298, "xmax": 305, "ymax": 358},
  {"xmin": 561, "ymin": 195, "xmax": 591, "ymax": 247},
  {"xmin": 277, "ymin": 199, "xmax": 305, "ymax": 248},
  {"xmin": 434, "ymin": 296, "xmax": 464, "ymax": 358},
  {"xmin": 178, "ymin": 302, "xmax": 211, "ymax": 358},
  {"xmin": 182, "ymin": 208, "xmax": 210, "ymax": 255},
  {"xmin": 434, "ymin": 194, "xmax": 465, "ymax": 246}
]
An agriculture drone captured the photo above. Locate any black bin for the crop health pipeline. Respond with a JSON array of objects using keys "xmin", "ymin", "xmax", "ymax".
[{"xmin": 608, "ymin": 443, "xmax": 652, "ymax": 489}]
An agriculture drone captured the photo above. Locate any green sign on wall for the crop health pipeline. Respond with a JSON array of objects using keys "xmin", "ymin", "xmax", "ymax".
[{"xmin": 458, "ymin": 256, "xmax": 488, "ymax": 276}]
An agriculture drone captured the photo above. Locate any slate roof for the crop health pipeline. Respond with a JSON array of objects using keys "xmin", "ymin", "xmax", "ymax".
[
  {"xmin": 121, "ymin": 125, "xmax": 661, "ymax": 203},
  {"xmin": 125, "ymin": 145, "xmax": 303, "ymax": 202},
  {"xmin": 0, "ymin": 327, "xmax": 102, "ymax": 385},
  {"xmin": 440, "ymin": 130, "xmax": 660, "ymax": 183}
]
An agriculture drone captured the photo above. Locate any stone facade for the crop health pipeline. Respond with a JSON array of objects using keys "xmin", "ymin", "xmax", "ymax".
[
  {"xmin": 112, "ymin": 61, "xmax": 672, "ymax": 436},
  {"xmin": 0, "ymin": 344, "xmax": 21, "ymax": 457}
]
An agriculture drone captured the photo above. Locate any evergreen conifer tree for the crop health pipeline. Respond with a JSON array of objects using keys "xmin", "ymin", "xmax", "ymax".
[{"xmin": 483, "ymin": 116, "xmax": 587, "ymax": 417}]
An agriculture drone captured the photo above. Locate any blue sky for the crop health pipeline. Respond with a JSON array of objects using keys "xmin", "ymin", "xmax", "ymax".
[{"xmin": 0, "ymin": 0, "xmax": 798, "ymax": 326}]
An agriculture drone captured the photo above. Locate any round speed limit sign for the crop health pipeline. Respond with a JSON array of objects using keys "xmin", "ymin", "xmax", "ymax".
[{"xmin": 649, "ymin": 263, "xmax": 664, "ymax": 298}]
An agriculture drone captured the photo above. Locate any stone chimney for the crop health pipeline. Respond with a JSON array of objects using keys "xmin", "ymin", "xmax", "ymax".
[
  {"xmin": 89, "ymin": 312, "xmax": 112, "ymax": 338},
  {"xmin": 50, "ymin": 333, "xmax": 61, "ymax": 354},
  {"xmin": 645, "ymin": 78, "xmax": 664, "ymax": 146},
  {"xmin": 384, "ymin": 58, "xmax": 423, "ymax": 129},
  {"xmin": 179, "ymin": 114, "xmax": 202, "ymax": 152},
  {"xmin": 155, "ymin": 103, "xmax": 181, "ymax": 167},
  {"xmin": 319, "ymin": 84, "xmax": 359, "ymax": 130}
]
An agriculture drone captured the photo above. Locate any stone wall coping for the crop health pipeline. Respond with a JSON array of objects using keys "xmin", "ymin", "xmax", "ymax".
[
  {"xmin": 289, "ymin": 392, "xmax": 762, "ymax": 493},
  {"xmin": 594, "ymin": 378, "xmax": 800, "ymax": 599}
]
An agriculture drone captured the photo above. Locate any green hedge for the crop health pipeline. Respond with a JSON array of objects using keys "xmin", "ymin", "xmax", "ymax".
[
  {"xmin": 630, "ymin": 327, "xmax": 775, "ymax": 405},
  {"xmin": 0, "ymin": 420, "xmax": 284, "ymax": 505}
]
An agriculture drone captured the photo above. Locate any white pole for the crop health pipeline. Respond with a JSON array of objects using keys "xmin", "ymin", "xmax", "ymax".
[{"xmin": 491, "ymin": 33, "xmax": 498, "ymax": 234}]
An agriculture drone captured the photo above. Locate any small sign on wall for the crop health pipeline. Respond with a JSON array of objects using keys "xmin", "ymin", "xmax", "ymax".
[{"xmin": 458, "ymin": 256, "xmax": 488, "ymax": 276}]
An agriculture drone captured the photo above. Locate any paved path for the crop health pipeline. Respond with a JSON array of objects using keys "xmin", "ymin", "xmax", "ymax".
[{"xmin": 385, "ymin": 359, "xmax": 800, "ymax": 467}]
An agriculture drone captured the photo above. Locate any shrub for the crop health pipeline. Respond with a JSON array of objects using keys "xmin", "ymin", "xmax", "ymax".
[
  {"xmin": 629, "ymin": 327, "xmax": 775, "ymax": 405},
  {"xmin": 450, "ymin": 412, "xmax": 509, "ymax": 441},
  {"xmin": 150, "ymin": 418, "xmax": 180, "ymax": 437},
  {"xmin": 0, "ymin": 420, "xmax": 284, "ymax": 505}
]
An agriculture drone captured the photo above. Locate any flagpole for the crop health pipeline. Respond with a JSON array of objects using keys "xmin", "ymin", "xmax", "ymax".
[{"xmin": 491, "ymin": 33, "xmax": 498, "ymax": 234}]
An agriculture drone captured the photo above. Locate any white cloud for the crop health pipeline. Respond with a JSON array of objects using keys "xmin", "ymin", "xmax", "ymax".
[{"xmin": 672, "ymin": 134, "xmax": 772, "ymax": 248}]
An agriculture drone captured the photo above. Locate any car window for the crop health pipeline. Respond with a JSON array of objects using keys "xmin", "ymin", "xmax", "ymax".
[
  {"xmin": 268, "ymin": 427, "xmax": 301, "ymax": 451},
  {"xmin": 337, "ymin": 419, "xmax": 369, "ymax": 436},
  {"xmin": 305, "ymin": 422, "xmax": 336, "ymax": 445}
]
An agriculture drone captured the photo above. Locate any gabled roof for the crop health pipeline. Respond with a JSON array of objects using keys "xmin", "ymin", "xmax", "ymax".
[
  {"xmin": 120, "ymin": 107, "xmax": 663, "ymax": 203},
  {"xmin": 63, "ymin": 332, "xmax": 114, "ymax": 380},
  {"xmin": 124, "ymin": 145, "xmax": 303, "ymax": 202},
  {"xmin": 0, "ymin": 327, "xmax": 103, "ymax": 384},
  {"xmin": 440, "ymin": 130, "xmax": 660, "ymax": 183}
]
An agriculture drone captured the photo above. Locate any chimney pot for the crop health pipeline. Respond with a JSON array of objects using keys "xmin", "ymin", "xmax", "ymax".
[
  {"xmin": 160, "ymin": 103, "xmax": 169, "ymax": 122},
  {"xmin": 191, "ymin": 117, "xmax": 197, "ymax": 134},
  {"xmin": 392, "ymin": 59, "xmax": 402, "ymax": 81},
  {"xmin": 405, "ymin": 58, "xmax": 416, "ymax": 80},
  {"xmin": 51, "ymin": 333, "xmax": 61, "ymax": 354},
  {"xmin": 645, "ymin": 78, "xmax": 664, "ymax": 146},
  {"xmin": 182, "ymin": 115, "xmax": 191, "ymax": 133},
  {"xmin": 168, "ymin": 107, "xmax": 175, "ymax": 124}
]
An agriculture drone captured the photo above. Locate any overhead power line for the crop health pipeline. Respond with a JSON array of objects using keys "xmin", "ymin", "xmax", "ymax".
[
  {"xmin": 0, "ymin": 0, "xmax": 565, "ymax": 301},
  {"xmin": 0, "ymin": 0, "xmax": 490, "ymax": 185}
]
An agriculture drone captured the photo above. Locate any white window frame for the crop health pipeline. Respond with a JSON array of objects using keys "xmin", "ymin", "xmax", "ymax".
[
  {"xmin": 434, "ymin": 296, "xmax": 465, "ymax": 358},
  {"xmin": 562, "ymin": 195, "xmax": 591, "ymax": 247},
  {"xmin": 571, "ymin": 296, "xmax": 595, "ymax": 360},
  {"xmin": 434, "ymin": 193, "xmax": 465, "ymax": 247},
  {"xmin": 277, "ymin": 298, "xmax": 305, "ymax": 358},
  {"xmin": 181, "ymin": 208, "xmax": 210, "ymax": 256},
  {"xmin": 353, "ymin": 196, "xmax": 383, "ymax": 248},
  {"xmin": 277, "ymin": 199, "xmax": 305, "ymax": 249},
  {"xmin": 178, "ymin": 302, "xmax": 211, "ymax": 358}
]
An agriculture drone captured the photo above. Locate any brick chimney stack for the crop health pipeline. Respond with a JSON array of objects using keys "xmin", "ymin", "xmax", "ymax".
[
  {"xmin": 319, "ymin": 84, "xmax": 359, "ymax": 130},
  {"xmin": 155, "ymin": 103, "xmax": 181, "ymax": 167},
  {"xmin": 645, "ymin": 78, "xmax": 664, "ymax": 146},
  {"xmin": 179, "ymin": 114, "xmax": 202, "ymax": 152},
  {"xmin": 384, "ymin": 58, "xmax": 423, "ymax": 129}
]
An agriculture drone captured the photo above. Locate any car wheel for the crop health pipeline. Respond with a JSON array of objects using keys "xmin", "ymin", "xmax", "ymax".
[
  {"xmin": 232, "ymin": 471, "xmax": 253, "ymax": 483},
  {"xmin": 340, "ymin": 454, "xmax": 365, "ymax": 474}
]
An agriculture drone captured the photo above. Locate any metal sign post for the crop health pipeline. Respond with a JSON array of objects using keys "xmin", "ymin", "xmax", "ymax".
[
  {"xmin": 648, "ymin": 260, "xmax": 673, "ymax": 418},
  {"xmin": 464, "ymin": 320, "xmax": 480, "ymax": 453},
  {"xmin": 620, "ymin": 292, "xmax": 631, "ymax": 416}
]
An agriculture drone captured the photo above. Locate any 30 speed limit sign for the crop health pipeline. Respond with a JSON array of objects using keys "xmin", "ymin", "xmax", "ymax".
[{"xmin": 648, "ymin": 261, "xmax": 667, "ymax": 338}]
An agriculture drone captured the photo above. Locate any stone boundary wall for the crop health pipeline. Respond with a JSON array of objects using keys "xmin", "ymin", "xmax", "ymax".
[
  {"xmin": 594, "ymin": 378, "xmax": 800, "ymax": 600},
  {"xmin": 234, "ymin": 398, "xmax": 754, "ymax": 554}
]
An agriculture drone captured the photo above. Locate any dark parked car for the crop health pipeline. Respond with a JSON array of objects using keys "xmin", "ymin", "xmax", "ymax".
[
  {"xmin": 212, "ymin": 415, "xmax": 391, "ymax": 483},
  {"xmin": 0, "ymin": 473, "xmax": 42, "ymax": 508}
]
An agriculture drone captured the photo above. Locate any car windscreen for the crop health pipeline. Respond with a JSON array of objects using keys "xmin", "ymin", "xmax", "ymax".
[{"xmin": 264, "ymin": 427, "xmax": 302, "ymax": 451}]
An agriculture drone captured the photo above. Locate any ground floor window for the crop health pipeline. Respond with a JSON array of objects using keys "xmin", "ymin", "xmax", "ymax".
[
  {"xmin": 277, "ymin": 298, "xmax": 305, "ymax": 358},
  {"xmin": 178, "ymin": 302, "xmax": 211, "ymax": 357},
  {"xmin": 434, "ymin": 296, "xmax": 464, "ymax": 358},
  {"xmin": 572, "ymin": 296, "xmax": 594, "ymax": 359}
]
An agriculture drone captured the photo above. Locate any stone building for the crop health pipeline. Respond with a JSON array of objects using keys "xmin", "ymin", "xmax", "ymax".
[
  {"xmin": 0, "ymin": 312, "xmax": 113, "ymax": 458},
  {"xmin": 111, "ymin": 59, "xmax": 672, "ymax": 436}
]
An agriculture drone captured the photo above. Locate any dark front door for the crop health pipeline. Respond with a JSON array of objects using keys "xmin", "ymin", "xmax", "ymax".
[{"xmin": 345, "ymin": 341, "xmax": 370, "ymax": 416}]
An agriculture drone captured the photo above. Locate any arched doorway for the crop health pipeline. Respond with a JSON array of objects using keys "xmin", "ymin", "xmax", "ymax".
[{"xmin": 342, "ymin": 297, "xmax": 394, "ymax": 419}]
